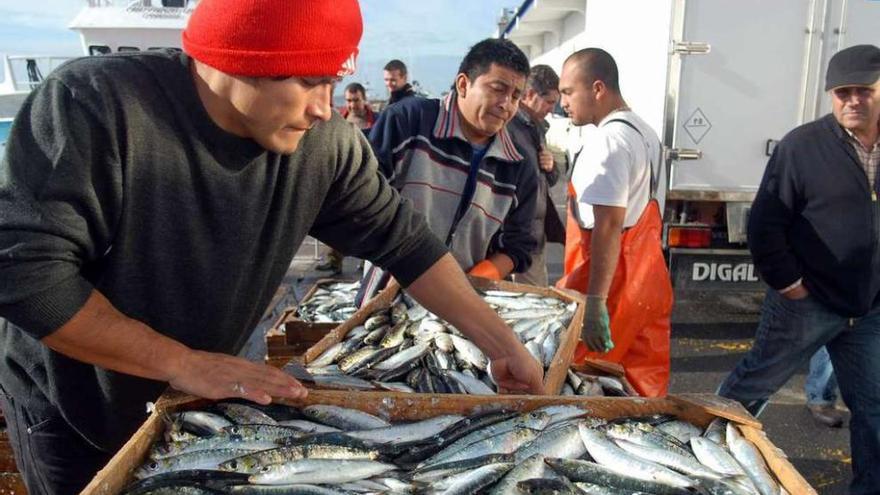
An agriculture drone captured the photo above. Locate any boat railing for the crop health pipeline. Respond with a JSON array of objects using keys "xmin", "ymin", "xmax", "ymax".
[
  {"xmin": 86, "ymin": 0, "xmax": 197, "ymax": 8},
  {"xmin": 1, "ymin": 56, "xmax": 74, "ymax": 94}
]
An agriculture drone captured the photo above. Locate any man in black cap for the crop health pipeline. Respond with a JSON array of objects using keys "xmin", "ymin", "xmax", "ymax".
[{"xmin": 718, "ymin": 44, "xmax": 880, "ymax": 494}]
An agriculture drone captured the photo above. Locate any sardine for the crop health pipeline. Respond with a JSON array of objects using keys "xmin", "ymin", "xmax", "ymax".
[
  {"xmin": 248, "ymin": 459, "xmax": 395, "ymax": 485},
  {"xmin": 302, "ymin": 405, "xmax": 390, "ymax": 430},
  {"xmin": 545, "ymin": 458, "xmax": 693, "ymax": 495},
  {"xmin": 726, "ymin": 423, "xmax": 780, "ymax": 495},
  {"xmin": 577, "ymin": 424, "xmax": 694, "ymax": 489},
  {"xmin": 219, "ymin": 443, "xmax": 380, "ymax": 474}
]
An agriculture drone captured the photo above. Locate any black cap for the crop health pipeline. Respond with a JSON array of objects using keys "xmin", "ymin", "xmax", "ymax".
[{"xmin": 825, "ymin": 44, "xmax": 880, "ymax": 91}]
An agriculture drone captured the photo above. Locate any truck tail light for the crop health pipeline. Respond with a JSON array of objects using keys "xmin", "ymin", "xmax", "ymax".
[{"xmin": 668, "ymin": 226, "xmax": 712, "ymax": 248}]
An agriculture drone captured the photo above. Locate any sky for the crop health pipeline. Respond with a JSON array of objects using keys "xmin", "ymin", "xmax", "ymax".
[{"xmin": 0, "ymin": 0, "xmax": 518, "ymax": 98}]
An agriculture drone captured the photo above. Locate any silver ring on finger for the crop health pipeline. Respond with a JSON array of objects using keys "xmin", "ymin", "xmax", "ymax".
[{"xmin": 232, "ymin": 382, "xmax": 246, "ymax": 395}]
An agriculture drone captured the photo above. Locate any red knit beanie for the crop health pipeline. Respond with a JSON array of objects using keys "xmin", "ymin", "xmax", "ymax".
[{"xmin": 182, "ymin": 0, "xmax": 362, "ymax": 77}]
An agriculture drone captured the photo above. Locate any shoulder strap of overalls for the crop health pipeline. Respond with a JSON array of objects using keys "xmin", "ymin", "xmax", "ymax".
[{"xmin": 602, "ymin": 118, "xmax": 657, "ymax": 197}]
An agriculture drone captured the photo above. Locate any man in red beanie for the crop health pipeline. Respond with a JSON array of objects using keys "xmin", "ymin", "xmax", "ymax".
[{"xmin": 0, "ymin": 1, "xmax": 544, "ymax": 492}]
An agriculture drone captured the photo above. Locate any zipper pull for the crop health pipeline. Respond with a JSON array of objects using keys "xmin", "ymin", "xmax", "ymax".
[{"xmin": 873, "ymin": 191, "xmax": 878, "ymax": 202}]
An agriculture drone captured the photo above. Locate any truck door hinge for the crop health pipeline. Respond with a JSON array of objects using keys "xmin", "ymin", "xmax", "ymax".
[
  {"xmin": 672, "ymin": 41, "xmax": 711, "ymax": 55},
  {"xmin": 667, "ymin": 148, "xmax": 703, "ymax": 161}
]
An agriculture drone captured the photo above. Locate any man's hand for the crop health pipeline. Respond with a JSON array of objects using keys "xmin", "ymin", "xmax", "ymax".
[
  {"xmin": 782, "ymin": 284, "xmax": 810, "ymax": 300},
  {"xmin": 167, "ymin": 349, "xmax": 308, "ymax": 405},
  {"xmin": 538, "ymin": 148, "xmax": 555, "ymax": 173},
  {"xmin": 489, "ymin": 348, "xmax": 545, "ymax": 395},
  {"xmin": 583, "ymin": 295, "xmax": 613, "ymax": 353}
]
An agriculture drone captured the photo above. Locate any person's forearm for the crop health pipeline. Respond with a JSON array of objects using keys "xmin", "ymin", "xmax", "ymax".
[
  {"xmin": 42, "ymin": 290, "xmax": 189, "ymax": 381},
  {"xmin": 406, "ymin": 254, "xmax": 521, "ymax": 360},
  {"xmin": 587, "ymin": 208, "xmax": 625, "ymax": 297}
]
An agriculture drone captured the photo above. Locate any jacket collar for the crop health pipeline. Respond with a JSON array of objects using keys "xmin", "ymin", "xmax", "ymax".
[
  {"xmin": 433, "ymin": 91, "xmax": 524, "ymax": 163},
  {"xmin": 824, "ymin": 113, "xmax": 848, "ymax": 141}
]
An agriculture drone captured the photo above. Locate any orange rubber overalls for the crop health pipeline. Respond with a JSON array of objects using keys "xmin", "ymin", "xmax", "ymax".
[{"xmin": 556, "ymin": 169, "xmax": 673, "ymax": 398}]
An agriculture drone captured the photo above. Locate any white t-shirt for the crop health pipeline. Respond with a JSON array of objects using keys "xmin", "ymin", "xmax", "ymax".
[{"xmin": 570, "ymin": 110, "xmax": 660, "ymax": 229}]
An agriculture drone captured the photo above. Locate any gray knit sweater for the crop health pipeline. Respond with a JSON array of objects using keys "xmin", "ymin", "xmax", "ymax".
[{"xmin": 0, "ymin": 50, "xmax": 446, "ymax": 451}]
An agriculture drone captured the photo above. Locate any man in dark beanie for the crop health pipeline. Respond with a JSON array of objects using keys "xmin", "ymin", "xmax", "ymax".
[
  {"xmin": 0, "ymin": 1, "xmax": 544, "ymax": 492},
  {"xmin": 718, "ymin": 44, "xmax": 880, "ymax": 494}
]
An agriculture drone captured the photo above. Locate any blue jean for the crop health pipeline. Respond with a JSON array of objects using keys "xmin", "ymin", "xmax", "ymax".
[
  {"xmin": 718, "ymin": 289, "xmax": 880, "ymax": 494},
  {"xmin": 806, "ymin": 346, "xmax": 839, "ymax": 406}
]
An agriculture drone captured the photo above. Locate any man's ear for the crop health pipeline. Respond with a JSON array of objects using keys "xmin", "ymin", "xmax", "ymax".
[
  {"xmin": 455, "ymin": 73, "xmax": 470, "ymax": 98},
  {"xmin": 592, "ymin": 79, "xmax": 606, "ymax": 100}
]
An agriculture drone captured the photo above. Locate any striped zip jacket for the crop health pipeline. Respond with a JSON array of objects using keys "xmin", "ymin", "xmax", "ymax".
[{"xmin": 369, "ymin": 93, "xmax": 539, "ymax": 272}]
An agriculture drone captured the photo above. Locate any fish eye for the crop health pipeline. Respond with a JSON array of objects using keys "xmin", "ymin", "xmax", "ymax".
[{"xmin": 148, "ymin": 461, "xmax": 159, "ymax": 470}]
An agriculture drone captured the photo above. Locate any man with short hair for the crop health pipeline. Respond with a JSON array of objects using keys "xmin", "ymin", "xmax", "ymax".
[
  {"xmin": 383, "ymin": 59, "xmax": 416, "ymax": 106},
  {"xmin": 359, "ymin": 38, "xmax": 539, "ymax": 300},
  {"xmin": 718, "ymin": 44, "xmax": 880, "ymax": 494},
  {"xmin": 556, "ymin": 48, "xmax": 672, "ymax": 397},
  {"xmin": 507, "ymin": 64, "xmax": 566, "ymax": 286},
  {"xmin": 318, "ymin": 82, "xmax": 377, "ymax": 274},
  {"xmin": 339, "ymin": 82, "xmax": 376, "ymax": 131},
  {"xmin": 0, "ymin": 2, "xmax": 544, "ymax": 492}
]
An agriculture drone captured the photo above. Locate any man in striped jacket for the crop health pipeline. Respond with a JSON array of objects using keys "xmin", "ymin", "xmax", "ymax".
[{"xmin": 359, "ymin": 38, "xmax": 539, "ymax": 300}]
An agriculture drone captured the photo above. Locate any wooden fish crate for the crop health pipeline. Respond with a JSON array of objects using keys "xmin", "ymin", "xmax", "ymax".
[
  {"xmin": 265, "ymin": 307, "xmax": 337, "ymax": 360},
  {"xmin": 300, "ymin": 276, "xmax": 585, "ymax": 395},
  {"xmin": 0, "ymin": 475, "xmax": 26, "ymax": 495},
  {"xmin": 266, "ymin": 278, "xmax": 360, "ymax": 359},
  {"xmin": 0, "ymin": 411, "xmax": 25, "ymax": 495},
  {"xmin": 80, "ymin": 390, "xmax": 816, "ymax": 495},
  {"xmin": 572, "ymin": 359, "xmax": 640, "ymax": 397}
]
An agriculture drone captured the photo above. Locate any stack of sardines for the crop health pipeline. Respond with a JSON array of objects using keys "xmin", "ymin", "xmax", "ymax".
[
  {"xmin": 125, "ymin": 401, "xmax": 786, "ymax": 495},
  {"xmin": 296, "ymin": 281, "xmax": 361, "ymax": 323},
  {"xmin": 560, "ymin": 369, "xmax": 632, "ymax": 397},
  {"xmin": 302, "ymin": 289, "xmax": 576, "ymax": 395}
]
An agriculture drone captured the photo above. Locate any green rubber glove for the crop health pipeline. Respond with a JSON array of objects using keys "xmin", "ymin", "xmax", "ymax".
[{"xmin": 583, "ymin": 295, "xmax": 613, "ymax": 353}]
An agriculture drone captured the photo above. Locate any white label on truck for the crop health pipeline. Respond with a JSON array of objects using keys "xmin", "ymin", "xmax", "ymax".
[
  {"xmin": 692, "ymin": 262, "xmax": 759, "ymax": 282},
  {"xmin": 683, "ymin": 108, "xmax": 712, "ymax": 144}
]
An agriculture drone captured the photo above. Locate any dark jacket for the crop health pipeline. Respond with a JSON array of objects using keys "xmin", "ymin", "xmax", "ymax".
[
  {"xmin": 0, "ymin": 50, "xmax": 447, "ymax": 451},
  {"xmin": 506, "ymin": 109, "xmax": 566, "ymax": 245},
  {"xmin": 748, "ymin": 113, "xmax": 880, "ymax": 316},
  {"xmin": 387, "ymin": 83, "xmax": 416, "ymax": 106}
]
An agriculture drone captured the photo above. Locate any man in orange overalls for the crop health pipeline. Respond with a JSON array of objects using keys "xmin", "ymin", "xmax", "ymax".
[{"xmin": 556, "ymin": 48, "xmax": 673, "ymax": 397}]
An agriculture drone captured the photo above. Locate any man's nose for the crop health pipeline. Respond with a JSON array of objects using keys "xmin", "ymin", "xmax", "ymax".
[{"xmin": 309, "ymin": 84, "xmax": 333, "ymax": 122}]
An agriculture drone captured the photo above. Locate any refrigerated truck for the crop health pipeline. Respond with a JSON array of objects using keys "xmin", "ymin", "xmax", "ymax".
[{"xmin": 498, "ymin": 0, "xmax": 880, "ymax": 292}]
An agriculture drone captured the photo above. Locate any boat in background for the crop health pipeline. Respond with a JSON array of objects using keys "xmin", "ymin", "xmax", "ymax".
[
  {"xmin": 2, "ymin": 0, "xmax": 196, "ymax": 144},
  {"xmin": 68, "ymin": 0, "xmax": 195, "ymax": 55},
  {"xmin": 0, "ymin": 55, "xmax": 72, "ymax": 120}
]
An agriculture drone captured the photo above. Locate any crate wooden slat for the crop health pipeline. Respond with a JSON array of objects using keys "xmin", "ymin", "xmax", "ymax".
[
  {"xmin": 301, "ymin": 276, "xmax": 585, "ymax": 395},
  {"xmin": 81, "ymin": 390, "xmax": 815, "ymax": 495},
  {"xmin": 740, "ymin": 423, "xmax": 816, "ymax": 495}
]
